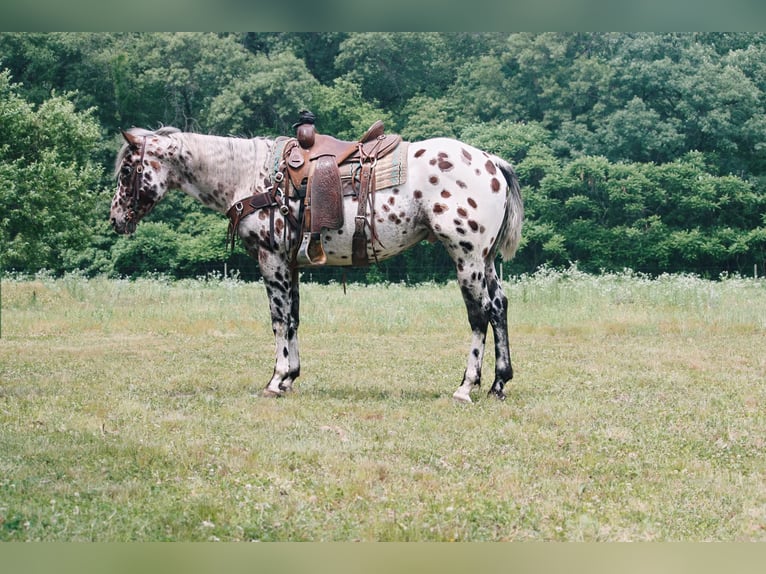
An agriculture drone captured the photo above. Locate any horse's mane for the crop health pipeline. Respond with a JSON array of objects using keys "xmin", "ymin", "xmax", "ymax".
[{"xmin": 114, "ymin": 126, "xmax": 275, "ymax": 189}]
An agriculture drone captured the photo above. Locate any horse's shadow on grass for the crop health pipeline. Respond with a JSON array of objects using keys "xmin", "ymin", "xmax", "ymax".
[
  {"xmin": 289, "ymin": 382, "xmax": 516, "ymax": 404},
  {"xmin": 292, "ymin": 383, "xmax": 446, "ymax": 402}
]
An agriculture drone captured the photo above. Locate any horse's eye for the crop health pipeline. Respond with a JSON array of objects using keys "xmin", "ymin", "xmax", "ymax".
[{"xmin": 121, "ymin": 165, "xmax": 133, "ymax": 176}]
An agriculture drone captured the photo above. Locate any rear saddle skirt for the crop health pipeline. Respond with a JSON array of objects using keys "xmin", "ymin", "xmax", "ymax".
[{"xmin": 280, "ymin": 120, "xmax": 405, "ymax": 266}]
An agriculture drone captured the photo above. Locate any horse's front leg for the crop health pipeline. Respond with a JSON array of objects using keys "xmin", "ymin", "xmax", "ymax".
[{"xmin": 259, "ymin": 248, "xmax": 301, "ymax": 397}]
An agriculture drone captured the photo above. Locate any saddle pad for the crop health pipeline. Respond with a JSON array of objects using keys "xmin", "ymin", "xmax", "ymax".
[{"xmin": 338, "ymin": 141, "xmax": 409, "ymax": 190}]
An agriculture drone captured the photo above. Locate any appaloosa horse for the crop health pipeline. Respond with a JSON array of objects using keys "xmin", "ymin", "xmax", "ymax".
[{"xmin": 110, "ymin": 126, "xmax": 523, "ymax": 403}]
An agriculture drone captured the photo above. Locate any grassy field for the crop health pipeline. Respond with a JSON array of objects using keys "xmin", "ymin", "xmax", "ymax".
[{"xmin": 1, "ymin": 268, "xmax": 765, "ymax": 541}]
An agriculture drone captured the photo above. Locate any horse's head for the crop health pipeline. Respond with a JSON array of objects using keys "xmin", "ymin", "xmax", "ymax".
[{"xmin": 110, "ymin": 127, "xmax": 180, "ymax": 234}]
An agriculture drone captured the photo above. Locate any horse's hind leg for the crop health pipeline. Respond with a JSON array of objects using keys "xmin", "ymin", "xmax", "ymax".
[
  {"xmin": 485, "ymin": 261, "xmax": 513, "ymax": 400},
  {"xmin": 452, "ymin": 259, "xmax": 491, "ymax": 403}
]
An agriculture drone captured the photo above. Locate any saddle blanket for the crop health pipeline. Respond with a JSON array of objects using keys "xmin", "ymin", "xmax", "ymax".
[{"xmin": 338, "ymin": 141, "xmax": 409, "ymax": 190}]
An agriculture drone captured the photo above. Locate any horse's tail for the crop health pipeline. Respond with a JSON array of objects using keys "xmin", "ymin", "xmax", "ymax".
[{"xmin": 494, "ymin": 158, "xmax": 524, "ymax": 261}]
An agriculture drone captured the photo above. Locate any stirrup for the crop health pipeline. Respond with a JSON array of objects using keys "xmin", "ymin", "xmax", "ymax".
[{"xmin": 297, "ymin": 232, "xmax": 327, "ymax": 266}]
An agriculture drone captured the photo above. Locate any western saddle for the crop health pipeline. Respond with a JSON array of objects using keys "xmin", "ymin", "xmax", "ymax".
[
  {"xmin": 226, "ymin": 111, "xmax": 401, "ymax": 267},
  {"xmin": 287, "ymin": 111, "xmax": 401, "ymax": 266}
]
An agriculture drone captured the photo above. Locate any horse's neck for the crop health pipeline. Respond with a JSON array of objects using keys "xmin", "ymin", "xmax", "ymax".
[{"xmin": 175, "ymin": 133, "xmax": 270, "ymax": 213}]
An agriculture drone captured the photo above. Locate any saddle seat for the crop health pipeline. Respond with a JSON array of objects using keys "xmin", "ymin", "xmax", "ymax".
[
  {"xmin": 283, "ymin": 119, "xmax": 402, "ymax": 267},
  {"xmin": 307, "ymin": 119, "xmax": 386, "ymax": 158}
]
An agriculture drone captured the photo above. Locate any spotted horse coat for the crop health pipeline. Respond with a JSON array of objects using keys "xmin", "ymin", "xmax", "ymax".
[{"xmin": 110, "ymin": 127, "xmax": 524, "ymax": 403}]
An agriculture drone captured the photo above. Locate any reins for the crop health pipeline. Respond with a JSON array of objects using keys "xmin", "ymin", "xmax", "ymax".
[{"xmin": 125, "ymin": 136, "xmax": 147, "ymax": 227}]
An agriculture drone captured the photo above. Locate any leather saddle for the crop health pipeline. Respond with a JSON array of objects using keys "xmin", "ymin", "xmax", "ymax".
[{"xmin": 283, "ymin": 118, "xmax": 401, "ymax": 266}]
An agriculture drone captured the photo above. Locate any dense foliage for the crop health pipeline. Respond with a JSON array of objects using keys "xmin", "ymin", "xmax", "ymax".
[{"xmin": 1, "ymin": 32, "xmax": 765, "ymax": 281}]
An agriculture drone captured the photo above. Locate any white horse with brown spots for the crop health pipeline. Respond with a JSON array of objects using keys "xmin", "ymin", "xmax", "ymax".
[{"xmin": 110, "ymin": 126, "xmax": 523, "ymax": 403}]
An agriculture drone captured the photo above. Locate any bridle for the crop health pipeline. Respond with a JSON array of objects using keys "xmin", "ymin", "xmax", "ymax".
[{"xmin": 123, "ymin": 136, "xmax": 147, "ymax": 229}]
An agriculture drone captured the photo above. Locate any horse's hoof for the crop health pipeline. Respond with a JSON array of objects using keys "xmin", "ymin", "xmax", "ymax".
[
  {"xmin": 452, "ymin": 391, "xmax": 473, "ymax": 404},
  {"xmin": 488, "ymin": 389, "xmax": 506, "ymax": 401},
  {"xmin": 261, "ymin": 388, "xmax": 284, "ymax": 398}
]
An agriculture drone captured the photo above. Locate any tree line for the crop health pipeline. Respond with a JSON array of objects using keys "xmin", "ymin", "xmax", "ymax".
[{"xmin": 1, "ymin": 32, "xmax": 765, "ymax": 281}]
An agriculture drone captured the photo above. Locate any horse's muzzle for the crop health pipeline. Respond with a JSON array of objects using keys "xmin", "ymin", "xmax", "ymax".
[{"xmin": 110, "ymin": 215, "xmax": 136, "ymax": 235}]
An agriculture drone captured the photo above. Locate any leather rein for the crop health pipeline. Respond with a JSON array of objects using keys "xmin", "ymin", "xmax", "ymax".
[{"xmin": 124, "ymin": 135, "xmax": 147, "ymax": 230}]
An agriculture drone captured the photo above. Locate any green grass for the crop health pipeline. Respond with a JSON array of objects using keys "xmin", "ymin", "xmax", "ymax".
[{"xmin": 1, "ymin": 268, "xmax": 765, "ymax": 541}]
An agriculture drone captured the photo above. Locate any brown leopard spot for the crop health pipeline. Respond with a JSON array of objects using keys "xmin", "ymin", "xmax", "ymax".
[
  {"xmin": 467, "ymin": 197, "xmax": 477, "ymax": 208},
  {"xmin": 485, "ymin": 160, "xmax": 497, "ymax": 175},
  {"xmin": 438, "ymin": 159, "xmax": 454, "ymax": 172},
  {"xmin": 433, "ymin": 203, "xmax": 448, "ymax": 214},
  {"xmin": 429, "ymin": 176, "xmax": 439, "ymax": 185},
  {"xmin": 441, "ymin": 190, "xmax": 451, "ymax": 198},
  {"xmin": 414, "ymin": 190, "xmax": 423, "ymax": 199},
  {"xmin": 491, "ymin": 177, "xmax": 501, "ymax": 193},
  {"xmin": 415, "ymin": 148, "xmax": 426, "ymax": 158},
  {"xmin": 461, "ymin": 148, "xmax": 472, "ymax": 164},
  {"xmin": 457, "ymin": 207, "xmax": 468, "ymax": 218}
]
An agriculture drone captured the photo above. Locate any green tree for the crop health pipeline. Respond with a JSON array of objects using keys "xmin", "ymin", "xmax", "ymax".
[
  {"xmin": 335, "ymin": 33, "xmax": 455, "ymax": 110},
  {"xmin": 109, "ymin": 222, "xmax": 180, "ymax": 277},
  {"xmin": 398, "ymin": 95, "xmax": 455, "ymax": 141},
  {"xmin": 594, "ymin": 97, "xmax": 685, "ymax": 164},
  {"xmin": 113, "ymin": 32, "xmax": 254, "ymax": 133},
  {"xmin": 608, "ymin": 34, "xmax": 766, "ymax": 174},
  {"xmin": 0, "ymin": 69, "xmax": 106, "ymax": 273},
  {"xmin": 240, "ymin": 33, "xmax": 349, "ymax": 85},
  {"xmin": 447, "ymin": 54, "xmax": 517, "ymax": 126},
  {"xmin": 460, "ymin": 120, "xmax": 552, "ymax": 164},
  {"xmin": 309, "ymin": 77, "xmax": 392, "ymax": 140},
  {"xmin": 206, "ymin": 49, "xmax": 320, "ymax": 136}
]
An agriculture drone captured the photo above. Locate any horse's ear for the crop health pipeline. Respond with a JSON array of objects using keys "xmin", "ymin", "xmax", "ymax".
[{"xmin": 122, "ymin": 130, "xmax": 140, "ymax": 148}]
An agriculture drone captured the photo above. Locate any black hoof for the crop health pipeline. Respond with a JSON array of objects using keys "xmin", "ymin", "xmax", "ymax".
[{"xmin": 488, "ymin": 388, "xmax": 506, "ymax": 401}]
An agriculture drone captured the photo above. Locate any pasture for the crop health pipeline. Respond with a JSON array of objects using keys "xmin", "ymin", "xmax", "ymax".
[{"xmin": 1, "ymin": 268, "xmax": 765, "ymax": 541}]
